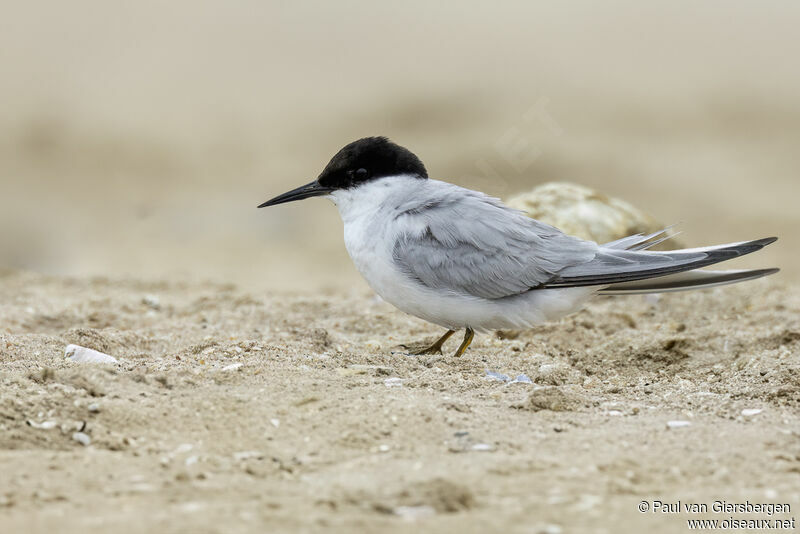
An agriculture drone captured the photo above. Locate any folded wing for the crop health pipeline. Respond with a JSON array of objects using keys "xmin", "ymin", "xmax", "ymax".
[
  {"xmin": 391, "ymin": 183, "xmax": 778, "ymax": 299},
  {"xmin": 391, "ymin": 187, "xmax": 598, "ymax": 299}
]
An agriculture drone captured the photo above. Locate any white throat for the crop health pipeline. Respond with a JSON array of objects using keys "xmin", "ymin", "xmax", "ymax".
[
  {"xmin": 327, "ymin": 175, "xmax": 430, "ymax": 312},
  {"xmin": 328, "ymin": 174, "xmax": 423, "ymax": 224}
]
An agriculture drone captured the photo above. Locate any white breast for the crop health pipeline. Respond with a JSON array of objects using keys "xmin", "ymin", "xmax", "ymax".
[{"xmin": 330, "ymin": 176, "xmax": 422, "ymax": 306}]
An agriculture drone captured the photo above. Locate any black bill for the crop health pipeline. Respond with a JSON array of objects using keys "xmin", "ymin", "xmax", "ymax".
[{"xmin": 258, "ymin": 181, "xmax": 333, "ymax": 208}]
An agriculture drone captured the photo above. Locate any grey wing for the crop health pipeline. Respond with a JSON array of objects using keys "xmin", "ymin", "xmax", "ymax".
[
  {"xmin": 391, "ymin": 185, "xmax": 778, "ymax": 299},
  {"xmin": 391, "ymin": 189, "xmax": 598, "ymax": 299}
]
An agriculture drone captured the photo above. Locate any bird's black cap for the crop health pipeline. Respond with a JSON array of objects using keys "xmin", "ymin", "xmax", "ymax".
[
  {"xmin": 259, "ymin": 137, "xmax": 426, "ymax": 208},
  {"xmin": 317, "ymin": 136, "xmax": 427, "ymax": 190}
]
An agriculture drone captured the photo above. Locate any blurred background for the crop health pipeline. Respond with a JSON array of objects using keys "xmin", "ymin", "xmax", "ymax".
[{"xmin": 1, "ymin": 0, "xmax": 797, "ymax": 292}]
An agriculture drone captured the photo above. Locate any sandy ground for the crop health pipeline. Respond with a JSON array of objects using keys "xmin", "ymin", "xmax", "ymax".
[
  {"xmin": 2, "ymin": 2, "xmax": 799, "ymax": 532},
  {"xmin": 1, "ymin": 269, "xmax": 798, "ymax": 533}
]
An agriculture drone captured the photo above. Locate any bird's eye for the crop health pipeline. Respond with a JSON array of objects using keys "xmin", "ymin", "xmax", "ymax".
[{"xmin": 354, "ymin": 168, "xmax": 369, "ymax": 179}]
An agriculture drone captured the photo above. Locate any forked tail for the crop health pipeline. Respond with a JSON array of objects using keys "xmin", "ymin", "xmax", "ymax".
[{"xmin": 542, "ymin": 229, "xmax": 778, "ymax": 293}]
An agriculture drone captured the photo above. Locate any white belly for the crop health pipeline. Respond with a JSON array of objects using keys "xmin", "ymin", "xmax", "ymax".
[{"xmin": 341, "ymin": 213, "xmax": 594, "ymax": 330}]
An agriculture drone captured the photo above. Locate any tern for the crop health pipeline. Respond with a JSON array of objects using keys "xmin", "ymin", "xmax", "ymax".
[{"xmin": 259, "ymin": 137, "xmax": 778, "ymax": 357}]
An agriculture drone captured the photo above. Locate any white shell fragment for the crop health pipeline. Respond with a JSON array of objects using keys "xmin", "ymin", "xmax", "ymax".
[
  {"xmin": 741, "ymin": 408, "xmax": 763, "ymax": 417},
  {"xmin": 485, "ymin": 370, "xmax": 510, "ymax": 382},
  {"xmin": 221, "ymin": 362, "xmax": 243, "ymax": 372},
  {"xmin": 506, "ymin": 182, "xmax": 679, "ymax": 249},
  {"xmin": 394, "ymin": 505, "xmax": 436, "ymax": 521},
  {"xmin": 27, "ymin": 420, "xmax": 57, "ymax": 430},
  {"xmin": 65, "ymin": 344, "xmax": 118, "ymax": 364},
  {"xmin": 384, "ymin": 377, "xmax": 404, "ymax": 387},
  {"xmin": 666, "ymin": 420, "xmax": 691, "ymax": 429},
  {"xmin": 485, "ymin": 370, "xmax": 533, "ymax": 384}
]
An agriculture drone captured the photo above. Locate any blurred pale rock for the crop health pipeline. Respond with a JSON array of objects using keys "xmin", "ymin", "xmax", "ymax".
[{"xmin": 505, "ymin": 182, "xmax": 678, "ymax": 249}]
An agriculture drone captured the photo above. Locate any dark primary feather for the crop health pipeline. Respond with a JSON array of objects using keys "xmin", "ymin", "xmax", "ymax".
[
  {"xmin": 544, "ymin": 237, "xmax": 777, "ymax": 288},
  {"xmin": 598, "ymin": 267, "xmax": 780, "ymax": 294}
]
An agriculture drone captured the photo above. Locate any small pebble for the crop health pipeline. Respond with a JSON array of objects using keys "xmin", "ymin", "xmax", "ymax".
[
  {"xmin": 607, "ymin": 410, "xmax": 623, "ymax": 416},
  {"xmin": 666, "ymin": 420, "xmax": 691, "ymax": 429},
  {"xmin": 363, "ymin": 340, "xmax": 382, "ymax": 351},
  {"xmin": 87, "ymin": 403, "xmax": 101, "ymax": 413},
  {"xmin": 233, "ymin": 451, "xmax": 263, "ymax": 461},
  {"xmin": 270, "ymin": 418, "xmax": 280, "ymax": 428},
  {"xmin": 348, "ymin": 364, "xmax": 393, "ymax": 374},
  {"xmin": 142, "ymin": 295, "xmax": 161, "ymax": 310},
  {"xmin": 644, "ymin": 294, "xmax": 662, "ymax": 307},
  {"xmin": 179, "ymin": 502, "xmax": 204, "ymax": 513},
  {"xmin": 336, "ymin": 367, "xmax": 364, "ymax": 376},
  {"xmin": 72, "ymin": 432, "xmax": 91, "ymax": 446},
  {"xmin": 485, "ymin": 370, "xmax": 533, "ymax": 384}
]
